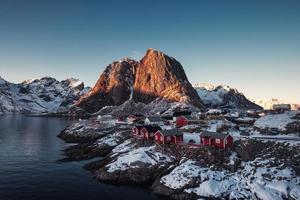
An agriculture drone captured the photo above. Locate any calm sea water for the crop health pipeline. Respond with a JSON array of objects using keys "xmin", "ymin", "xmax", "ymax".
[{"xmin": 0, "ymin": 115, "xmax": 157, "ymax": 200}]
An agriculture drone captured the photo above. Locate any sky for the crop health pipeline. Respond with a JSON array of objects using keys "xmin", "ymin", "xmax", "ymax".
[{"xmin": 0, "ymin": 0, "xmax": 299, "ymax": 102}]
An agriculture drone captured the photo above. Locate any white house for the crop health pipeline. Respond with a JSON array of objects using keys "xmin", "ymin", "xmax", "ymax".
[{"xmin": 144, "ymin": 116, "xmax": 165, "ymax": 126}]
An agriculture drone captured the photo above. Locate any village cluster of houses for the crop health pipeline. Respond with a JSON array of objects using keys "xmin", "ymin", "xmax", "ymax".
[{"xmin": 126, "ymin": 113, "xmax": 234, "ymax": 149}]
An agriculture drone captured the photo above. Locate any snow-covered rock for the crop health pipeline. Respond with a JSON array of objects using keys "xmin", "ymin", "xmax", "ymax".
[
  {"xmin": 193, "ymin": 83, "xmax": 262, "ymax": 110},
  {"xmin": 254, "ymin": 98, "xmax": 300, "ymax": 111},
  {"xmin": 96, "ymin": 98, "xmax": 199, "ymax": 118},
  {"xmin": 254, "ymin": 111, "xmax": 298, "ymax": 132},
  {"xmin": 106, "ymin": 145, "xmax": 171, "ymax": 173},
  {"xmin": 0, "ymin": 76, "xmax": 88, "ymax": 114},
  {"xmin": 93, "ymin": 140, "xmax": 174, "ymax": 184},
  {"xmin": 156, "ymin": 157, "xmax": 300, "ymax": 200}
]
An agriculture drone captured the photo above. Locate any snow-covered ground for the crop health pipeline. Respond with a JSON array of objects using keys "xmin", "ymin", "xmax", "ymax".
[
  {"xmin": 183, "ymin": 132, "xmax": 201, "ymax": 144},
  {"xmin": 206, "ymin": 119, "xmax": 235, "ymax": 132},
  {"xmin": 159, "ymin": 158, "xmax": 300, "ymax": 200},
  {"xmin": 107, "ymin": 145, "xmax": 172, "ymax": 172},
  {"xmin": 254, "ymin": 111, "xmax": 298, "ymax": 131}
]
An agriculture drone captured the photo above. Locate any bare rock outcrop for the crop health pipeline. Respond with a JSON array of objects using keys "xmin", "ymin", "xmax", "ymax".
[
  {"xmin": 76, "ymin": 49, "xmax": 205, "ymax": 113},
  {"xmin": 77, "ymin": 59, "xmax": 138, "ymax": 113},
  {"xmin": 133, "ymin": 49, "xmax": 204, "ymax": 108}
]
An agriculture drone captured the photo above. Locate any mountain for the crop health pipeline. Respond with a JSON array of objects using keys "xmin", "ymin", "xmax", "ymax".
[
  {"xmin": 0, "ymin": 76, "xmax": 88, "ymax": 114},
  {"xmin": 253, "ymin": 98, "xmax": 300, "ymax": 110},
  {"xmin": 77, "ymin": 49, "xmax": 204, "ymax": 113},
  {"xmin": 193, "ymin": 83, "xmax": 262, "ymax": 110},
  {"xmin": 76, "ymin": 59, "xmax": 138, "ymax": 113}
]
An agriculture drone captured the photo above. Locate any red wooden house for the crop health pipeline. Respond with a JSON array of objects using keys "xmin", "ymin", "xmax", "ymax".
[
  {"xmin": 154, "ymin": 129, "xmax": 183, "ymax": 144},
  {"xmin": 132, "ymin": 125, "xmax": 162, "ymax": 140},
  {"xmin": 200, "ymin": 131, "xmax": 233, "ymax": 149},
  {"xmin": 132, "ymin": 125, "xmax": 144, "ymax": 137},
  {"xmin": 140, "ymin": 126, "xmax": 162, "ymax": 141},
  {"xmin": 176, "ymin": 115, "xmax": 199, "ymax": 127}
]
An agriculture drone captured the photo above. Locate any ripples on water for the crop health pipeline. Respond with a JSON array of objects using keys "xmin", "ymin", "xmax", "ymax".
[{"xmin": 0, "ymin": 115, "xmax": 157, "ymax": 200}]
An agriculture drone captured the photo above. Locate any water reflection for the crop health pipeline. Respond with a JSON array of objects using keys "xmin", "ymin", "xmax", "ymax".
[{"xmin": 0, "ymin": 115, "xmax": 157, "ymax": 200}]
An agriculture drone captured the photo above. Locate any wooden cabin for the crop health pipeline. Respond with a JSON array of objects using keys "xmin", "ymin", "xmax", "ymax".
[
  {"xmin": 144, "ymin": 116, "xmax": 165, "ymax": 126},
  {"xmin": 173, "ymin": 110, "xmax": 192, "ymax": 117},
  {"xmin": 176, "ymin": 115, "xmax": 190, "ymax": 127},
  {"xmin": 154, "ymin": 129, "xmax": 183, "ymax": 144},
  {"xmin": 200, "ymin": 131, "xmax": 233, "ymax": 149},
  {"xmin": 140, "ymin": 126, "xmax": 162, "ymax": 141},
  {"xmin": 176, "ymin": 115, "xmax": 200, "ymax": 127},
  {"xmin": 132, "ymin": 125, "xmax": 144, "ymax": 137},
  {"xmin": 273, "ymin": 104, "xmax": 291, "ymax": 112},
  {"xmin": 132, "ymin": 125, "xmax": 161, "ymax": 140}
]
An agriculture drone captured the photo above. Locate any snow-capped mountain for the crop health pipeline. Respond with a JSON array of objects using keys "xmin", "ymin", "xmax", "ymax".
[
  {"xmin": 0, "ymin": 76, "xmax": 89, "ymax": 114},
  {"xmin": 253, "ymin": 98, "xmax": 300, "ymax": 110},
  {"xmin": 193, "ymin": 83, "xmax": 262, "ymax": 110}
]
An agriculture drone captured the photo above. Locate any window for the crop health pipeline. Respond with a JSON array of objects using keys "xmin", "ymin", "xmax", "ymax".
[
  {"xmin": 155, "ymin": 135, "xmax": 158, "ymax": 140},
  {"xmin": 215, "ymin": 139, "xmax": 220, "ymax": 143}
]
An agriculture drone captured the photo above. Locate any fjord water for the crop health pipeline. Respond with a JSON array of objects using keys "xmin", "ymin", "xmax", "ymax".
[{"xmin": 0, "ymin": 115, "xmax": 156, "ymax": 200}]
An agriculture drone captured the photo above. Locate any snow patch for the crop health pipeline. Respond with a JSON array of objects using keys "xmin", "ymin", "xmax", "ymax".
[{"xmin": 254, "ymin": 111, "xmax": 297, "ymax": 131}]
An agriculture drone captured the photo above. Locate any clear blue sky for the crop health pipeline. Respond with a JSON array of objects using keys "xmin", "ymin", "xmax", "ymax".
[{"xmin": 0, "ymin": 0, "xmax": 299, "ymax": 102}]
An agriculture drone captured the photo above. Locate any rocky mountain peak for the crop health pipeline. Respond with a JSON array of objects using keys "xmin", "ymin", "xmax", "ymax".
[
  {"xmin": 76, "ymin": 49, "xmax": 205, "ymax": 113},
  {"xmin": 133, "ymin": 49, "xmax": 204, "ymax": 108},
  {"xmin": 0, "ymin": 76, "xmax": 87, "ymax": 114},
  {"xmin": 76, "ymin": 58, "xmax": 138, "ymax": 113},
  {"xmin": 0, "ymin": 76, "xmax": 8, "ymax": 85},
  {"xmin": 194, "ymin": 83, "xmax": 262, "ymax": 110}
]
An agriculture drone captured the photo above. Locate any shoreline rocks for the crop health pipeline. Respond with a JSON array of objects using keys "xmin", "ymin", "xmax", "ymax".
[{"xmin": 57, "ymin": 118, "xmax": 300, "ymax": 200}]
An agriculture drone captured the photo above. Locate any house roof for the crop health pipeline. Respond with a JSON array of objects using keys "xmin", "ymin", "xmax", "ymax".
[
  {"xmin": 181, "ymin": 115, "xmax": 194, "ymax": 120},
  {"xmin": 134, "ymin": 125, "xmax": 145, "ymax": 131},
  {"xmin": 142, "ymin": 125, "xmax": 162, "ymax": 133},
  {"xmin": 173, "ymin": 111, "xmax": 192, "ymax": 117},
  {"xmin": 133, "ymin": 118, "xmax": 145, "ymax": 123},
  {"xmin": 157, "ymin": 129, "xmax": 183, "ymax": 136},
  {"xmin": 146, "ymin": 116, "xmax": 163, "ymax": 122},
  {"xmin": 200, "ymin": 131, "xmax": 230, "ymax": 139},
  {"xmin": 135, "ymin": 125, "xmax": 161, "ymax": 132}
]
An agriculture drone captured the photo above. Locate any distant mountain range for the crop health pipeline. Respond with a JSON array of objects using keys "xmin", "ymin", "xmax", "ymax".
[
  {"xmin": 193, "ymin": 83, "xmax": 262, "ymax": 110},
  {"xmin": 193, "ymin": 83, "xmax": 299, "ymax": 111},
  {"xmin": 252, "ymin": 98, "xmax": 300, "ymax": 110},
  {"xmin": 0, "ymin": 76, "xmax": 88, "ymax": 114},
  {"xmin": 1, "ymin": 49, "xmax": 297, "ymax": 115}
]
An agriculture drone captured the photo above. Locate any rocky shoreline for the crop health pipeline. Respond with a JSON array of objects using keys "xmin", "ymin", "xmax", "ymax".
[{"xmin": 57, "ymin": 118, "xmax": 300, "ymax": 200}]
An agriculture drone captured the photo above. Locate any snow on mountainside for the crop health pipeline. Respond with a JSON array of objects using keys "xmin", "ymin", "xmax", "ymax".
[
  {"xmin": 193, "ymin": 83, "xmax": 262, "ymax": 110},
  {"xmin": 0, "ymin": 76, "xmax": 88, "ymax": 114},
  {"xmin": 253, "ymin": 98, "xmax": 300, "ymax": 110}
]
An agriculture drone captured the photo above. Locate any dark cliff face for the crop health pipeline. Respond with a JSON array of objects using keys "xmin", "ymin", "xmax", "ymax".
[
  {"xmin": 76, "ymin": 49, "xmax": 205, "ymax": 113},
  {"xmin": 76, "ymin": 59, "xmax": 138, "ymax": 113}
]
